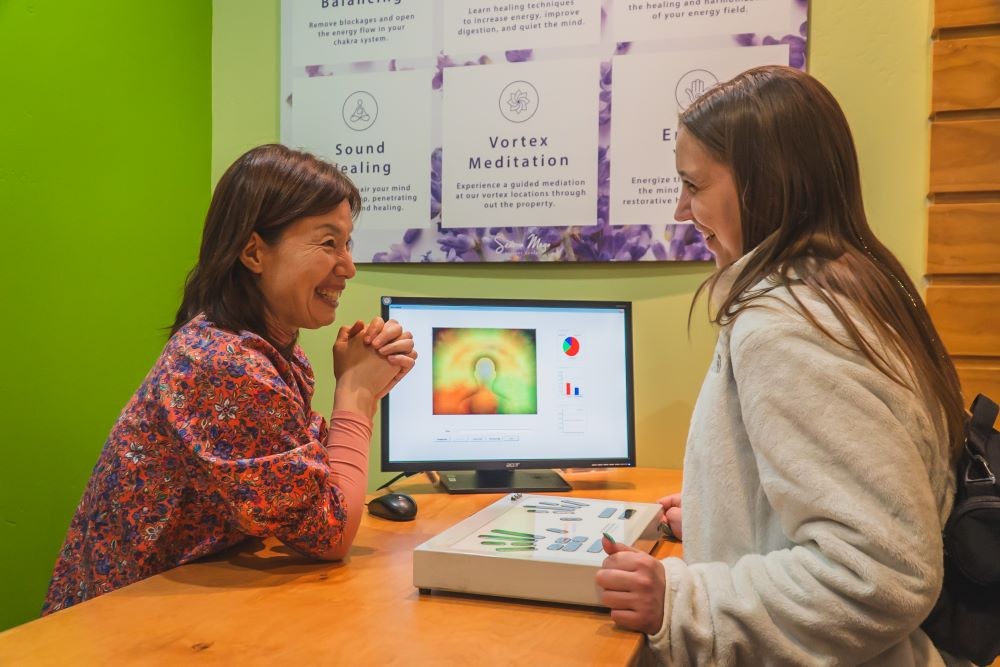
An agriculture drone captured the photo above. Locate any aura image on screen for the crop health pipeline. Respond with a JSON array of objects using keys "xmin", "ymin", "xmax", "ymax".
[{"xmin": 432, "ymin": 328, "xmax": 538, "ymax": 415}]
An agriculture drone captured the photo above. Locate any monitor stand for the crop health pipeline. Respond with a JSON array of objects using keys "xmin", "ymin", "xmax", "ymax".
[{"xmin": 437, "ymin": 469, "xmax": 572, "ymax": 494}]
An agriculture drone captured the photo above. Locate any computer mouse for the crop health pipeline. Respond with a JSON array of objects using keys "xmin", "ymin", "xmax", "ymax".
[{"xmin": 367, "ymin": 492, "xmax": 417, "ymax": 522}]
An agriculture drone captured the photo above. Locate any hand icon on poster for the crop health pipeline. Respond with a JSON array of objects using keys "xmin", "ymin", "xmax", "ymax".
[
  {"xmin": 675, "ymin": 69, "xmax": 719, "ymax": 111},
  {"xmin": 685, "ymin": 79, "xmax": 706, "ymax": 104}
]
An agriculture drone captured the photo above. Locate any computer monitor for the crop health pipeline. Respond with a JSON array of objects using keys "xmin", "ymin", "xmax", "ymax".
[{"xmin": 379, "ymin": 296, "xmax": 635, "ymax": 493}]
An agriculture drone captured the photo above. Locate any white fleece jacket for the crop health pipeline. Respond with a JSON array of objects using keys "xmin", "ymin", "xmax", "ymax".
[{"xmin": 646, "ymin": 265, "xmax": 967, "ymax": 666}]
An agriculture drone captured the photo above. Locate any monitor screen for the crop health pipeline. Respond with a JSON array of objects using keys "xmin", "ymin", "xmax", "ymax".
[{"xmin": 379, "ymin": 296, "xmax": 635, "ymax": 493}]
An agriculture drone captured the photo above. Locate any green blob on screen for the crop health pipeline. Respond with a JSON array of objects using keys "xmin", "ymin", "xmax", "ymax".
[{"xmin": 432, "ymin": 328, "xmax": 538, "ymax": 415}]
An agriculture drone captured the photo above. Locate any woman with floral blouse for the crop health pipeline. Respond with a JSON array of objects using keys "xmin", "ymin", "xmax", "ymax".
[{"xmin": 43, "ymin": 145, "xmax": 416, "ymax": 613}]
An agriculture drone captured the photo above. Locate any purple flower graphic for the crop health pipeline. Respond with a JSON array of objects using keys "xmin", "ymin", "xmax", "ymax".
[
  {"xmin": 506, "ymin": 49, "xmax": 533, "ymax": 63},
  {"xmin": 568, "ymin": 225, "xmax": 656, "ymax": 262},
  {"xmin": 433, "ymin": 53, "xmax": 493, "ymax": 90},
  {"xmin": 665, "ymin": 223, "xmax": 712, "ymax": 261},
  {"xmin": 733, "ymin": 22, "xmax": 809, "ymax": 70},
  {"xmin": 431, "ymin": 146, "xmax": 442, "ymax": 177},
  {"xmin": 597, "ymin": 147, "xmax": 611, "ymax": 225},
  {"xmin": 597, "ymin": 195, "xmax": 610, "ymax": 227},
  {"xmin": 762, "ymin": 34, "xmax": 806, "ymax": 69},
  {"xmin": 437, "ymin": 229, "xmax": 482, "ymax": 262},
  {"xmin": 372, "ymin": 242, "xmax": 412, "ymax": 263},
  {"xmin": 597, "ymin": 146, "xmax": 610, "ymax": 190},
  {"xmin": 431, "ymin": 55, "xmax": 449, "ymax": 90},
  {"xmin": 430, "ymin": 187, "xmax": 441, "ymax": 219},
  {"xmin": 599, "ymin": 61, "xmax": 613, "ymax": 128},
  {"xmin": 430, "ymin": 147, "xmax": 442, "ymax": 220},
  {"xmin": 372, "ymin": 228, "xmax": 424, "ymax": 263}
]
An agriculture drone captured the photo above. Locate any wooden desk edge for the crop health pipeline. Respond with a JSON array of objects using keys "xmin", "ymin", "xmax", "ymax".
[{"xmin": 1, "ymin": 467, "xmax": 683, "ymax": 666}]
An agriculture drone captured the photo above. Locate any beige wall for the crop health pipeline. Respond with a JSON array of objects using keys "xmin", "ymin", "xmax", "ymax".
[{"xmin": 212, "ymin": 0, "xmax": 932, "ymax": 488}]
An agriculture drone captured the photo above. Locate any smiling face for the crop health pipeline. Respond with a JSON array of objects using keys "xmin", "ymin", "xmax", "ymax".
[
  {"xmin": 241, "ymin": 200, "xmax": 356, "ymax": 345},
  {"xmin": 674, "ymin": 128, "xmax": 743, "ymax": 268}
]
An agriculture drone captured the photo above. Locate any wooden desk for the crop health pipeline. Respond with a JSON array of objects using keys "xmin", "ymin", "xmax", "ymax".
[{"xmin": 0, "ymin": 468, "xmax": 681, "ymax": 666}]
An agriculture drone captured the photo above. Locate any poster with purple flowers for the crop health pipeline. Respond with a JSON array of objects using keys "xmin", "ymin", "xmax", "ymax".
[{"xmin": 281, "ymin": 0, "xmax": 808, "ymax": 262}]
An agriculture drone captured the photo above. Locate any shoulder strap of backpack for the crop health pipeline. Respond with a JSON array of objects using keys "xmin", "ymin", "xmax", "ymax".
[{"xmin": 964, "ymin": 394, "xmax": 999, "ymax": 495}]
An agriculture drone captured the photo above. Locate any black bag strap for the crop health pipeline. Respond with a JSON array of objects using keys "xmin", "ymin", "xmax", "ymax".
[{"xmin": 963, "ymin": 394, "xmax": 998, "ymax": 495}]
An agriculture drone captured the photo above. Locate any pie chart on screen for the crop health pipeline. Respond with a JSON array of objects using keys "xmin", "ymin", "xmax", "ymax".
[{"xmin": 562, "ymin": 336, "xmax": 580, "ymax": 356}]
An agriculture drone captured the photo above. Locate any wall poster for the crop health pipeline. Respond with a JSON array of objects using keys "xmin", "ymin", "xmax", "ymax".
[{"xmin": 281, "ymin": 0, "xmax": 808, "ymax": 263}]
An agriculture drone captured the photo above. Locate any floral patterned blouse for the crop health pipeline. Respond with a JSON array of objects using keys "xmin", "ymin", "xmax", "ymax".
[{"xmin": 43, "ymin": 315, "xmax": 365, "ymax": 614}]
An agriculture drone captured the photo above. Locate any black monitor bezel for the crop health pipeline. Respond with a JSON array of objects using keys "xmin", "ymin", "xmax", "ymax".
[{"xmin": 379, "ymin": 295, "xmax": 636, "ymax": 474}]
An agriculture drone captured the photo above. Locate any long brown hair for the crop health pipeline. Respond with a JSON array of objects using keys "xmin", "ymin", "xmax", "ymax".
[
  {"xmin": 172, "ymin": 144, "xmax": 361, "ymax": 347},
  {"xmin": 682, "ymin": 66, "xmax": 965, "ymax": 459}
]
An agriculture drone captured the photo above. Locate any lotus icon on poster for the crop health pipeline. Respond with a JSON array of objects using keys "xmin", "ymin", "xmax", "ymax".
[
  {"xmin": 343, "ymin": 90, "xmax": 378, "ymax": 131},
  {"xmin": 676, "ymin": 69, "xmax": 719, "ymax": 110},
  {"xmin": 499, "ymin": 80, "xmax": 539, "ymax": 123}
]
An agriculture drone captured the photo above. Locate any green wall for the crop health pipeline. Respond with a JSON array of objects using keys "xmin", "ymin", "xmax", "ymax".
[
  {"xmin": 213, "ymin": 0, "xmax": 933, "ymax": 488},
  {"xmin": 0, "ymin": 2, "xmax": 212, "ymax": 631}
]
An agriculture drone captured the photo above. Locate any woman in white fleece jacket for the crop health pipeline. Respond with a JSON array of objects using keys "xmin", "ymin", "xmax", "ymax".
[{"xmin": 595, "ymin": 66, "xmax": 969, "ymax": 666}]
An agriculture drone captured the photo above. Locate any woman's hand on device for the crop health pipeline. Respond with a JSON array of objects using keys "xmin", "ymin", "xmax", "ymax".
[
  {"xmin": 657, "ymin": 493, "xmax": 683, "ymax": 541},
  {"xmin": 596, "ymin": 539, "xmax": 666, "ymax": 635}
]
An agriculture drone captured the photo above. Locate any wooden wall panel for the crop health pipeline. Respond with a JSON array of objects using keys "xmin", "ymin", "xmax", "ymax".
[
  {"xmin": 927, "ymin": 203, "xmax": 1000, "ymax": 274},
  {"xmin": 932, "ymin": 35, "xmax": 1000, "ymax": 112},
  {"xmin": 930, "ymin": 2, "xmax": 1000, "ymax": 415},
  {"xmin": 955, "ymin": 361, "xmax": 1000, "ymax": 409},
  {"xmin": 936, "ymin": 0, "xmax": 1000, "ymax": 29},
  {"xmin": 930, "ymin": 118, "xmax": 1000, "ymax": 192},
  {"xmin": 926, "ymin": 285, "xmax": 1000, "ymax": 356}
]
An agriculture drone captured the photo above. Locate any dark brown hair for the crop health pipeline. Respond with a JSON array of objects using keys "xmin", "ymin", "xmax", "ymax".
[
  {"xmin": 682, "ymin": 65, "xmax": 965, "ymax": 459},
  {"xmin": 171, "ymin": 144, "xmax": 361, "ymax": 347}
]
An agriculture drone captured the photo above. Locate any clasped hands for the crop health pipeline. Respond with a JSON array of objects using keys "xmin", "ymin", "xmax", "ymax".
[
  {"xmin": 332, "ymin": 317, "xmax": 417, "ymax": 417},
  {"xmin": 595, "ymin": 493, "xmax": 682, "ymax": 636}
]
